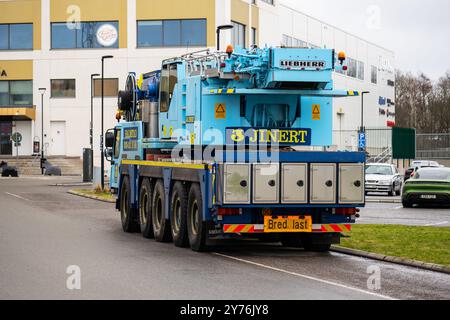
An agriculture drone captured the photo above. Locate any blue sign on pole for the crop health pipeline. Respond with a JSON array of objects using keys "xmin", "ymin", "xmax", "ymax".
[{"xmin": 358, "ymin": 132, "xmax": 366, "ymax": 150}]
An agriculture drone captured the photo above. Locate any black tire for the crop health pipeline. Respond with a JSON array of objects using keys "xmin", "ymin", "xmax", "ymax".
[
  {"xmin": 170, "ymin": 182, "xmax": 189, "ymax": 248},
  {"xmin": 396, "ymin": 188, "xmax": 401, "ymax": 196},
  {"xmin": 390, "ymin": 185, "xmax": 396, "ymax": 197},
  {"xmin": 152, "ymin": 180, "xmax": 172, "ymax": 242},
  {"xmin": 139, "ymin": 178, "xmax": 154, "ymax": 239},
  {"xmin": 280, "ymin": 234, "xmax": 303, "ymax": 248},
  {"xmin": 187, "ymin": 183, "xmax": 208, "ymax": 252},
  {"xmin": 402, "ymin": 200, "xmax": 413, "ymax": 208},
  {"xmin": 301, "ymin": 234, "xmax": 331, "ymax": 253},
  {"xmin": 120, "ymin": 176, "xmax": 140, "ymax": 233}
]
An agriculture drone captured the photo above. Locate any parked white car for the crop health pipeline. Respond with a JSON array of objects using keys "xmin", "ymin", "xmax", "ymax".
[{"xmin": 365, "ymin": 163, "xmax": 403, "ymax": 196}]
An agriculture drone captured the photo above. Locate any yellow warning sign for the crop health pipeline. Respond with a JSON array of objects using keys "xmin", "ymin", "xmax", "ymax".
[
  {"xmin": 215, "ymin": 103, "xmax": 226, "ymax": 119},
  {"xmin": 312, "ymin": 104, "xmax": 321, "ymax": 120}
]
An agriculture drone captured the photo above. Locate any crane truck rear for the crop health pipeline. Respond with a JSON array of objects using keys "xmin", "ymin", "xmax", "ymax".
[{"xmin": 104, "ymin": 46, "xmax": 365, "ymax": 252}]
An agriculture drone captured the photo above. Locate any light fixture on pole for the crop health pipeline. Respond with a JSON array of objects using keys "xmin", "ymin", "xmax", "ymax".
[
  {"xmin": 100, "ymin": 55, "xmax": 113, "ymax": 190},
  {"xmin": 216, "ymin": 24, "xmax": 234, "ymax": 51},
  {"xmin": 90, "ymin": 73, "xmax": 100, "ymax": 181},
  {"xmin": 38, "ymin": 87, "xmax": 46, "ymax": 175}
]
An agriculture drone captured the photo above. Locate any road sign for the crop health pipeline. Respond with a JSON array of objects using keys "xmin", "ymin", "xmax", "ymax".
[
  {"xmin": 12, "ymin": 132, "xmax": 22, "ymax": 143},
  {"xmin": 358, "ymin": 132, "xmax": 366, "ymax": 150}
]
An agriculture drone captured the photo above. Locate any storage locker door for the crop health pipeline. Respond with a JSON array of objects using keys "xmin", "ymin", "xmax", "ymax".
[
  {"xmin": 339, "ymin": 164, "xmax": 364, "ymax": 204},
  {"xmin": 310, "ymin": 164, "xmax": 336, "ymax": 204},
  {"xmin": 253, "ymin": 164, "xmax": 279, "ymax": 204},
  {"xmin": 224, "ymin": 164, "xmax": 250, "ymax": 204},
  {"xmin": 282, "ymin": 163, "xmax": 307, "ymax": 203}
]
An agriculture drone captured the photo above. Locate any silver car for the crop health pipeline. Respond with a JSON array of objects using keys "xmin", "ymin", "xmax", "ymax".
[{"xmin": 365, "ymin": 163, "xmax": 403, "ymax": 196}]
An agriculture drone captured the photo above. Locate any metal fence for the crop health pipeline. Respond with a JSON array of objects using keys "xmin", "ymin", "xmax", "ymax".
[
  {"xmin": 332, "ymin": 128, "xmax": 392, "ymax": 160},
  {"xmin": 416, "ymin": 134, "xmax": 450, "ymax": 159}
]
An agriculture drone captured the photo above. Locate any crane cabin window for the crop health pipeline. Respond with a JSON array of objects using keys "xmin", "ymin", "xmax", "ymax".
[{"xmin": 160, "ymin": 64, "xmax": 178, "ymax": 113}]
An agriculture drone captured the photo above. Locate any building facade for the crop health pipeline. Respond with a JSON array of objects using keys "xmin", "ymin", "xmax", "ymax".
[{"xmin": 0, "ymin": 0, "xmax": 395, "ymax": 164}]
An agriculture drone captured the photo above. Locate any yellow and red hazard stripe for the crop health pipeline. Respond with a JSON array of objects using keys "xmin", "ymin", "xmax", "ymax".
[
  {"xmin": 314, "ymin": 224, "xmax": 352, "ymax": 233},
  {"xmin": 223, "ymin": 224, "xmax": 352, "ymax": 234}
]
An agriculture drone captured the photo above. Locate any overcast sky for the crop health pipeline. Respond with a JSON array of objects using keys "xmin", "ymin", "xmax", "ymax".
[{"xmin": 282, "ymin": 0, "xmax": 450, "ymax": 81}]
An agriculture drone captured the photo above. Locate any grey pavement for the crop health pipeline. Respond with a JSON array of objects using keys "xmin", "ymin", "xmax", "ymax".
[
  {"xmin": 359, "ymin": 202, "xmax": 450, "ymax": 227},
  {"xmin": 0, "ymin": 176, "xmax": 449, "ymax": 300}
]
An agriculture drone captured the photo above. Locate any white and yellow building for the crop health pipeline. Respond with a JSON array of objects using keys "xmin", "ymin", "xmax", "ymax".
[{"xmin": 0, "ymin": 0, "xmax": 395, "ymax": 163}]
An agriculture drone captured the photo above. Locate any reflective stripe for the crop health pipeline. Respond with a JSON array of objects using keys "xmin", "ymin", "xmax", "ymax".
[{"xmin": 122, "ymin": 160, "xmax": 210, "ymax": 170}]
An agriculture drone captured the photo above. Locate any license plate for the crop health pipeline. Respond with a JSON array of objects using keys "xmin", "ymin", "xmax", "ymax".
[
  {"xmin": 421, "ymin": 195, "xmax": 437, "ymax": 199},
  {"xmin": 264, "ymin": 216, "xmax": 312, "ymax": 233}
]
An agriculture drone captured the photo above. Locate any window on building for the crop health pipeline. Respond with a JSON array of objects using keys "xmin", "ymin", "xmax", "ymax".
[
  {"xmin": 231, "ymin": 21, "xmax": 246, "ymax": 48},
  {"xmin": 51, "ymin": 79, "xmax": 76, "ymax": 98},
  {"xmin": 371, "ymin": 65, "xmax": 378, "ymax": 84},
  {"xmin": 0, "ymin": 23, "xmax": 33, "ymax": 50},
  {"xmin": 357, "ymin": 61, "xmax": 365, "ymax": 80},
  {"xmin": 137, "ymin": 19, "xmax": 206, "ymax": 48},
  {"xmin": 51, "ymin": 21, "xmax": 119, "ymax": 49},
  {"xmin": 251, "ymin": 28, "xmax": 257, "ymax": 47},
  {"xmin": 93, "ymin": 78, "xmax": 119, "ymax": 97},
  {"xmin": 0, "ymin": 80, "xmax": 33, "ymax": 106},
  {"xmin": 347, "ymin": 58, "xmax": 357, "ymax": 78}
]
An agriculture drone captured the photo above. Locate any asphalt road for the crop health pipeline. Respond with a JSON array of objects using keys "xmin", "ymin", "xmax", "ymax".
[
  {"xmin": 0, "ymin": 177, "xmax": 449, "ymax": 300},
  {"xmin": 363, "ymin": 196, "xmax": 450, "ymax": 227}
]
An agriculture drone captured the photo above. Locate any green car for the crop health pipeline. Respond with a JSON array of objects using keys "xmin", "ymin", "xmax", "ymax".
[{"xmin": 402, "ymin": 167, "xmax": 450, "ymax": 208}]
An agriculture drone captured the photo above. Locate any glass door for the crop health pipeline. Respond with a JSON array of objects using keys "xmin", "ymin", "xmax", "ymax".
[{"xmin": 0, "ymin": 120, "xmax": 12, "ymax": 155}]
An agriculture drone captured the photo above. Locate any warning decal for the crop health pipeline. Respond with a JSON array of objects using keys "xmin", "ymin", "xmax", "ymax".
[
  {"xmin": 215, "ymin": 103, "xmax": 226, "ymax": 119},
  {"xmin": 312, "ymin": 104, "xmax": 321, "ymax": 120}
]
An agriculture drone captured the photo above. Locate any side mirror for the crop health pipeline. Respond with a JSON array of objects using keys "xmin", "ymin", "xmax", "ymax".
[{"xmin": 105, "ymin": 130, "xmax": 115, "ymax": 149}]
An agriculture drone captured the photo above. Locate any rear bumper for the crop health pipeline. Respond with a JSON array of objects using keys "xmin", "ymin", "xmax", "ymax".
[
  {"xmin": 403, "ymin": 193, "xmax": 450, "ymax": 205},
  {"xmin": 365, "ymin": 184, "xmax": 392, "ymax": 192},
  {"xmin": 223, "ymin": 224, "xmax": 351, "ymax": 234}
]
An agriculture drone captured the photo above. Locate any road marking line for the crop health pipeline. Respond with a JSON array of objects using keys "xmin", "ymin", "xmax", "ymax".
[
  {"xmin": 212, "ymin": 252, "xmax": 396, "ymax": 300},
  {"xmin": 5, "ymin": 192, "xmax": 30, "ymax": 202},
  {"xmin": 425, "ymin": 221, "xmax": 449, "ymax": 227},
  {"xmin": 394, "ymin": 206, "xmax": 403, "ymax": 210}
]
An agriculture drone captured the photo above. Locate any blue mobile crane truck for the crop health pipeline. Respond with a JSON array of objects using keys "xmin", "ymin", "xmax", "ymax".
[{"xmin": 104, "ymin": 46, "xmax": 365, "ymax": 252}]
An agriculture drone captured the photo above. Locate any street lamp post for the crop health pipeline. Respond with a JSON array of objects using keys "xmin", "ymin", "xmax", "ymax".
[
  {"xmin": 216, "ymin": 24, "xmax": 234, "ymax": 51},
  {"xmin": 38, "ymin": 88, "xmax": 46, "ymax": 175},
  {"xmin": 100, "ymin": 56, "xmax": 113, "ymax": 190},
  {"xmin": 359, "ymin": 91, "xmax": 370, "ymax": 152},
  {"xmin": 90, "ymin": 73, "xmax": 100, "ymax": 181}
]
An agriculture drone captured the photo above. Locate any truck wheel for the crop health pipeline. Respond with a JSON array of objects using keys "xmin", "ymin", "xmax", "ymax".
[
  {"xmin": 170, "ymin": 182, "xmax": 189, "ymax": 248},
  {"xmin": 280, "ymin": 234, "xmax": 303, "ymax": 248},
  {"xmin": 139, "ymin": 178, "xmax": 154, "ymax": 239},
  {"xmin": 151, "ymin": 180, "xmax": 172, "ymax": 242},
  {"xmin": 301, "ymin": 234, "xmax": 331, "ymax": 253},
  {"xmin": 187, "ymin": 183, "xmax": 208, "ymax": 252},
  {"xmin": 120, "ymin": 176, "xmax": 140, "ymax": 233}
]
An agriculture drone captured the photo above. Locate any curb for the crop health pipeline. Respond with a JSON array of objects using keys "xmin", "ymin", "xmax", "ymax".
[
  {"xmin": 366, "ymin": 199, "xmax": 402, "ymax": 204},
  {"xmin": 51, "ymin": 183, "xmax": 93, "ymax": 187},
  {"xmin": 68, "ymin": 190, "xmax": 116, "ymax": 204},
  {"xmin": 331, "ymin": 246, "xmax": 450, "ymax": 275}
]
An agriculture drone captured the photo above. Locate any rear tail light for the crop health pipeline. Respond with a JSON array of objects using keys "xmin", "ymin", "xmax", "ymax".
[
  {"xmin": 334, "ymin": 208, "xmax": 357, "ymax": 215},
  {"xmin": 218, "ymin": 208, "xmax": 241, "ymax": 216}
]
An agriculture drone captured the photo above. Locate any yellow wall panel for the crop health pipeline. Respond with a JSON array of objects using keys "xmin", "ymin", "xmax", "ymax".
[
  {"xmin": 136, "ymin": 0, "xmax": 216, "ymax": 47},
  {"xmin": 0, "ymin": 60, "xmax": 33, "ymax": 80},
  {"xmin": 50, "ymin": 0, "xmax": 127, "ymax": 48},
  {"xmin": 0, "ymin": 0, "xmax": 42, "ymax": 50}
]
